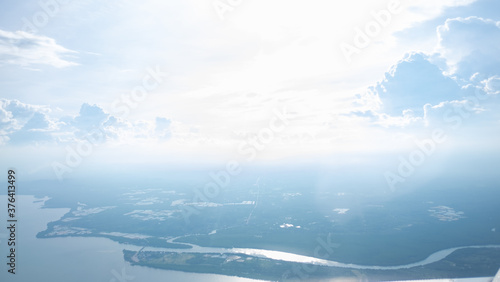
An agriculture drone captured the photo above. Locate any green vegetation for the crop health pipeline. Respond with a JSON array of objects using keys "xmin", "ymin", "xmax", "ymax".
[
  {"xmin": 123, "ymin": 250, "xmax": 356, "ymax": 281},
  {"xmin": 27, "ymin": 176, "xmax": 500, "ymax": 278},
  {"xmin": 123, "ymin": 248, "xmax": 500, "ymax": 281}
]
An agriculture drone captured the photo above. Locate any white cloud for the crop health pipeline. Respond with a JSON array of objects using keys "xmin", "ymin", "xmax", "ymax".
[
  {"xmin": 1, "ymin": 0, "xmax": 497, "ymax": 160},
  {"xmin": 0, "ymin": 99, "xmax": 51, "ymax": 131},
  {"xmin": 437, "ymin": 16, "xmax": 500, "ymax": 79},
  {"xmin": 372, "ymin": 52, "xmax": 462, "ymax": 116},
  {"xmin": 484, "ymin": 76, "xmax": 500, "ymax": 95},
  {"xmin": 0, "ymin": 99, "xmax": 57, "ymax": 145},
  {"xmin": 0, "ymin": 99, "xmax": 193, "ymax": 146},
  {"xmin": 71, "ymin": 103, "xmax": 110, "ymax": 132},
  {"xmin": 358, "ymin": 14, "xmax": 500, "ymax": 132},
  {"xmin": 0, "ymin": 29, "xmax": 78, "ymax": 68},
  {"xmin": 9, "ymin": 112, "xmax": 57, "ymax": 144}
]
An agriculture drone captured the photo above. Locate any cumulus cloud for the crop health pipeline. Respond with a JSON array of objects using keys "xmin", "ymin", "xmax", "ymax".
[
  {"xmin": 0, "ymin": 101, "xmax": 112, "ymax": 145},
  {"xmin": 9, "ymin": 112, "xmax": 56, "ymax": 144},
  {"xmin": 69, "ymin": 103, "xmax": 136, "ymax": 142},
  {"xmin": 356, "ymin": 15, "xmax": 500, "ymax": 130},
  {"xmin": 0, "ymin": 99, "xmax": 51, "ymax": 131},
  {"xmin": 72, "ymin": 103, "xmax": 110, "ymax": 131},
  {"xmin": 0, "ymin": 99, "xmax": 56, "ymax": 145},
  {"xmin": 21, "ymin": 112, "xmax": 51, "ymax": 130},
  {"xmin": 437, "ymin": 17, "xmax": 500, "ymax": 79},
  {"xmin": 371, "ymin": 52, "xmax": 462, "ymax": 116},
  {"xmin": 0, "ymin": 99, "xmax": 187, "ymax": 146},
  {"xmin": 0, "ymin": 29, "xmax": 78, "ymax": 68}
]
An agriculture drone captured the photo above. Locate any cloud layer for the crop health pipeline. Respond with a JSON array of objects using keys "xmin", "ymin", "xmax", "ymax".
[{"xmin": 0, "ymin": 100, "xmax": 175, "ymax": 146}]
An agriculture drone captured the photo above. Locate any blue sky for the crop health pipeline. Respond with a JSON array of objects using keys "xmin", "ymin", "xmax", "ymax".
[{"xmin": 0, "ymin": 0, "xmax": 499, "ymax": 181}]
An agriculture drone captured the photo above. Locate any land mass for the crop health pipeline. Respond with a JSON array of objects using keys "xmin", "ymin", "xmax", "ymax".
[{"xmin": 123, "ymin": 247, "xmax": 500, "ymax": 281}]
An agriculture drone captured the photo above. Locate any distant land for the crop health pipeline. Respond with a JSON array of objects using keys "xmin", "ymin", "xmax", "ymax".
[{"xmin": 26, "ymin": 171, "xmax": 500, "ymax": 280}]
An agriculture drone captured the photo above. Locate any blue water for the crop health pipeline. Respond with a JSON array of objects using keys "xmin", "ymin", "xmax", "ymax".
[{"xmin": 0, "ymin": 195, "xmax": 265, "ymax": 282}]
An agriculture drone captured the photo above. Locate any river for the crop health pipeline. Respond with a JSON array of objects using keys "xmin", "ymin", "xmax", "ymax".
[
  {"xmin": 0, "ymin": 195, "xmax": 265, "ymax": 282},
  {"xmin": 2, "ymin": 195, "xmax": 499, "ymax": 281}
]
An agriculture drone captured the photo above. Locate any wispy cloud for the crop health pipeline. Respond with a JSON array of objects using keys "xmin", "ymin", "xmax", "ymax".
[{"xmin": 0, "ymin": 29, "xmax": 78, "ymax": 68}]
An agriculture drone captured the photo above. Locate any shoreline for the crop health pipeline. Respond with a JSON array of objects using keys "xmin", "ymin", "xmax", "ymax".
[
  {"xmin": 31, "ymin": 195, "xmax": 500, "ymax": 271},
  {"xmin": 136, "ymin": 242, "xmax": 500, "ymax": 270}
]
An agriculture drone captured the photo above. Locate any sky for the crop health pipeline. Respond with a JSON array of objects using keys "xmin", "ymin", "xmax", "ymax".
[{"xmin": 1, "ymin": 0, "xmax": 500, "ymax": 182}]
